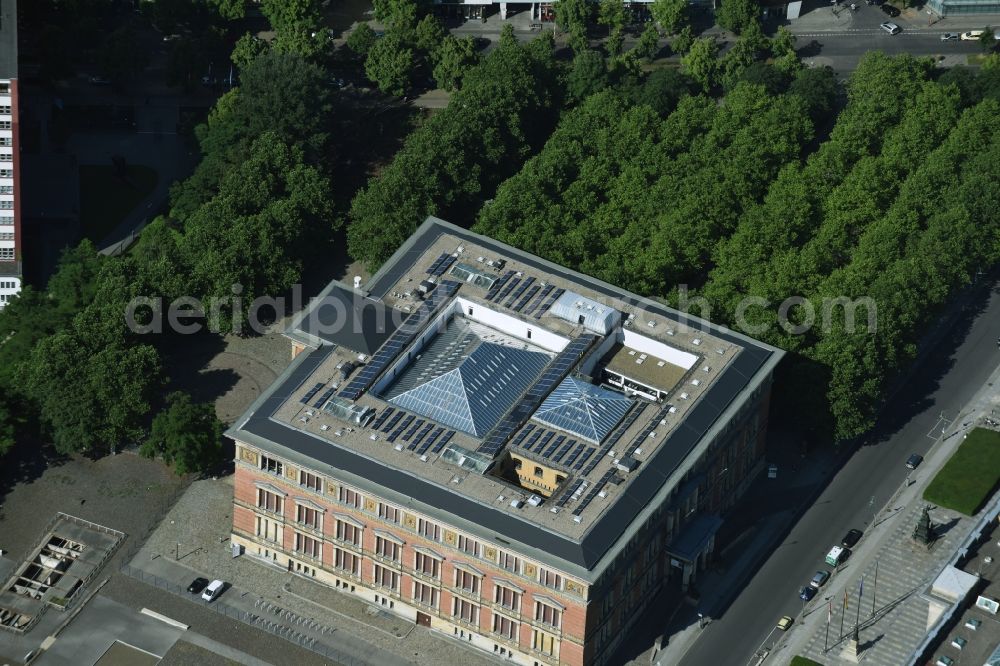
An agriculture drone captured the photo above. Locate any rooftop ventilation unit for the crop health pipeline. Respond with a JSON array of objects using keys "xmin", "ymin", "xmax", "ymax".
[
  {"xmin": 527, "ymin": 495, "xmax": 543, "ymax": 507},
  {"xmin": 691, "ymin": 379, "xmax": 701, "ymax": 387},
  {"xmin": 616, "ymin": 456, "xmax": 640, "ymax": 472},
  {"xmin": 692, "ymin": 338, "xmax": 702, "ymax": 346},
  {"xmin": 679, "ymin": 392, "xmax": 689, "ymax": 400},
  {"xmin": 510, "ymin": 498, "xmax": 525, "ymax": 509}
]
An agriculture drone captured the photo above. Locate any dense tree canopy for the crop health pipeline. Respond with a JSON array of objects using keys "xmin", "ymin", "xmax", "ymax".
[{"xmin": 348, "ymin": 35, "xmax": 562, "ymax": 267}]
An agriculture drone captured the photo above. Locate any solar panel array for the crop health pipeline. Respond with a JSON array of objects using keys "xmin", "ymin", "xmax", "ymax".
[
  {"xmin": 573, "ymin": 446, "xmax": 596, "ymax": 471},
  {"xmin": 504, "ymin": 277, "xmax": 535, "ymax": 308},
  {"xmin": 401, "ymin": 418, "xmax": 425, "ymax": 442},
  {"xmin": 476, "ymin": 334, "xmax": 596, "ymax": 457},
  {"xmin": 621, "ymin": 402, "xmax": 673, "ymax": 459},
  {"xmin": 563, "ymin": 442, "xmax": 587, "ymax": 468},
  {"xmin": 370, "ymin": 407, "xmax": 395, "ymax": 430},
  {"xmin": 512, "ymin": 285, "xmax": 541, "ymax": 313},
  {"xmin": 573, "ymin": 469, "xmax": 618, "ymax": 516},
  {"xmin": 339, "ymin": 281, "xmax": 460, "ymax": 400},
  {"xmin": 300, "ymin": 382, "xmax": 324, "ymax": 404},
  {"xmin": 533, "ymin": 288, "xmax": 565, "ymax": 319},
  {"xmin": 312, "ymin": 386, "xmax": 336, "ymax": 408},
  {"xmin": 426, "ymin": 253, "xmax": 457, "ymax": 277},
  {"xmin": 484, "ymin": 271, "xmax": 515, "ymax": 301},
  {"xmin": 408, "ymin": 423, "xmax": 435, "ymax": 451},
  {"xmin": 381, "ymin": 411, "xmax": 404, "ymax": 433},
  {"xmin": 387, "ymin": 414, "xmax": 415, "ymax": 443},
  {"xmin": 431, "ymin": 430, "xmax": 454, "ymax": 454},
  {"xmin": 521, "ymin": 284, "xmax": 553, "ymax": 316},
  {"xmin": 493, "ymin": 277, "xmax": 521, "ymax": 305},
  {"xmin": 417, "ymin": 427, "xmax": 446, "ymax": 455},
  {"xmin": 555, "ymin": 478, "xmax": 587, "ymax": 508}
]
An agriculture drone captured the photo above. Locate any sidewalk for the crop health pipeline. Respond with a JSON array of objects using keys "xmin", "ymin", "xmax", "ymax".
[{"xmin": 773, "ymin": 361, "xmax": 1000, "ymax": 665}]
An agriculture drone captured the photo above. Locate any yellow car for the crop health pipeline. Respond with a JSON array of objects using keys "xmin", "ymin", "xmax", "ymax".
[{"xmin": 777, "ymin": 616, "xmax": 794, "ymax": 631}]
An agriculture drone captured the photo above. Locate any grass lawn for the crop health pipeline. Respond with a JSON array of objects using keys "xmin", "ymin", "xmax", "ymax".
[
  {"xmin": 790, "ymin": 657, "xmax": 823, "ymax": 666},
  {"xmin": 924, "ymin": 427, "xmax": 1000, "ymax": 515},
  {"xmin": 78, "ymin": 165, "xmax": 159, "ymax": 244}
]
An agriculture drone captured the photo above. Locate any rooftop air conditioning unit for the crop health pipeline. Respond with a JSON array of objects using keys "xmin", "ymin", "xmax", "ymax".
[
  {"xmin": 456, "ymin": 245, "xmax": 464, "ymax": 253},
  {"xmin": 510, "ymin": 499, "xmax": 525, "ymax": 509},
  {"xmin": 527, "ymin": 495, "xmax": 543, "ymax": 507},
  {"xmin": 691, "ymin": 379, "xmax": 701, "ymax": 386},
  {"xmin": 680, "ymin": 392, "xmax": 689, "ymax": 400},
  {"xmin": 693, "ymin": 338, "xmax": 702, "ymax": 346}
]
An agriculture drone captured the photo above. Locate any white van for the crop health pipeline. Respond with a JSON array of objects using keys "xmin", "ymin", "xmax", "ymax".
[
  {"xmin": 961, "ymin": 30, "xmax": 985, "ymax": 40},
  {"xmin": 201, "ymin": 579, "xmax": 225, "ymax": 602},
  {"xmin": 825, "ymin": 546, "xmax": 849, "ymax": 566}
]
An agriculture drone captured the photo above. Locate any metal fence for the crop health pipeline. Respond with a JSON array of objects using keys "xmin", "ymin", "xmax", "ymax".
[{"xmin": 120, "ymin": 563, "xmax": 366, "ymax": 666}]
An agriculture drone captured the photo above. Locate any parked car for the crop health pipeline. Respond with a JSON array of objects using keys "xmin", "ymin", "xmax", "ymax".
[
  {"xmin": 842, "ymin": 528, "xmax": 863, "ymax": 548},
  {"xmin": 777, "ymin": 615, "xmax": 794, "ymax": 631},
  {"xmin": 187, "ymin": 577, "xmax": 209, "ymax": 594},
  {"xmin": 941, "ymin": 32, "xmax": 959, "ymax": 40},
  {"xmin": 881, "ymin": 3, "xmax": 901, "ymax": 15},
  {"xmin": 201, "ymin": 579, "xmax": 225, "ymax": 602},
  {"xmin": 961, "ymin": 30, "xmax": 985, "ymax": 40},
  {"xmin": 906, "ymin": 453, "xmax": 924, "ymax": 469},
  {"xmin": 810, "ymin": 570, "xmax": 831, "ymax": 588},
  {"xmin": 799, "ymin": 586, "xmax": 817, "ymax": 601}
]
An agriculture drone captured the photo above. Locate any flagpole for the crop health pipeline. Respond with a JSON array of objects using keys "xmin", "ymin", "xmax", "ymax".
[
  {"xmin": 871, "ymin": 560, "xmax": 878, "ymax": 617},
  {"xmin": 825, "ymin": 600, "xmax": 831, "ymax": 652},
  {"xmin": 841, "ymin": 588, "xmax": 847, "ymax": 638},
  {"xmin": 855, "ymin": 576, "xmax": 863, "ymax": 630}
]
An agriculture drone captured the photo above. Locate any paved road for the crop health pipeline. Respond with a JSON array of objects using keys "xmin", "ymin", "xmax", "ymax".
[{"xmin": 682, "ymin": 279, "xmax": 1000, "ymax": 666}]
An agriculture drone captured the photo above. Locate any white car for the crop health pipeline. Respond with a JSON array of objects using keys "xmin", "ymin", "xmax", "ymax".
[
  {"xmin": 960, "ymin": 30, "xmax": 985, "ymax": 40},
  {"xmin": 201, "ymin": 579, "xmax": 225, "ymax": 602}
]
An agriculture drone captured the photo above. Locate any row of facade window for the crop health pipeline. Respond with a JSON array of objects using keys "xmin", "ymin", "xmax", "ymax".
[
  {"xmin": 0, "ymin": 248, "xmax": 13, "ymax": 260},
  {"xmin": 253, "ymin": 453, "xmax": 565, "ymax": 592},
  {"xmin": 1, "ymin": 201, "xmax": 14, "ymax": 209},
  {"xmin": 0, "ymin": 280, "xmax": 16, "ymax": 289},
  {"xmin": 252, "ymin": 505, "xmax": 563, "ymax": 629},
  {"xmin": 0, "ymin": 233, "xmax": 12, "ymax": 241}
]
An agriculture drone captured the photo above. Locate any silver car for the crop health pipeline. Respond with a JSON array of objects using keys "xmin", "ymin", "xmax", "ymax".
[{"xmin": 810, "ymin": 570, "xmax": 831, "ymax": 588}]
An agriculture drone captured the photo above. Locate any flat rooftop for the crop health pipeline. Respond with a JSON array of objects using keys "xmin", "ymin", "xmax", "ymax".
[{"xmin": 231, "ymin": 217, "xmax": 781, "ymax": 576}]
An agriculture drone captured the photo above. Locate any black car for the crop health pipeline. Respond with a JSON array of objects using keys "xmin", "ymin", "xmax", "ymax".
[
  {"xmin": 881, "ymin": 4, "xmax": 901, "ymax": 16},
  {"xmin": 842, "ymin": 528, "xmax": 863, "ymax": 548},
  {"xmin": 906, "ymin": 453, "xmax": 924, "ymax": 469},
  {"xmin": 799, "ymin": 586, "xmax": 817, "ymax": 601},
  {"xmin": 187, "ymin": 577, "xmax": 209, "ymax": 594}
]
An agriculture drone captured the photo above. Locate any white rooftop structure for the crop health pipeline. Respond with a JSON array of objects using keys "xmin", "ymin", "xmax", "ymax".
[{"xmin": 549, "ymin": 290, "xmax": 620, "ymax": 335}]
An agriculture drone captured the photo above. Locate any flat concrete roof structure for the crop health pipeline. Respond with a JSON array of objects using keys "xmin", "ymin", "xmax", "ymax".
[{"xmin": 230, "ymin": 217, "xmax": 782, "ymax": 581}]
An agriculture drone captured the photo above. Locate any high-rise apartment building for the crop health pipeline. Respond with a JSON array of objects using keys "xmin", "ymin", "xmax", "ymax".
[
  {"xmin": 228, "ymin": 217, "xmax": 783, "ymax": 665},
  {"xmin": 0, "ymin": 0, "xmax": 19, "ymax": 308}
]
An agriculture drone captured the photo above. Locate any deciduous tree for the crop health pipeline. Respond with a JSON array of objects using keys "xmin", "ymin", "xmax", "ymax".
[{"xmin": 141, "ymin": 391, "xmax": 224, "ymax": 474}]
